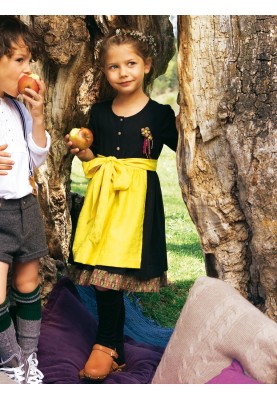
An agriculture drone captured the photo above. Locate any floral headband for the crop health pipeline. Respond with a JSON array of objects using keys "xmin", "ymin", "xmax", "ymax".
[{"xmin": 94, "ymin": 28, "xmax": 157, "ymax": 59}]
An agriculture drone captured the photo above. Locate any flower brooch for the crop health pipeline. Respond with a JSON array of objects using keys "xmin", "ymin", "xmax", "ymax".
[{"xmin": 141, "ymin": 127, "xmax": 153, "ymax": 158}]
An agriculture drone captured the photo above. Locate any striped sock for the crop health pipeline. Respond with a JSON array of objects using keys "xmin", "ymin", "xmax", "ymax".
[
  {"xmin": 0, "ymin": 299, "xmax": 11, "ymax": 333},
  {"xmin": 11, "ymin": 285, "xmax": 41, "ymax": 321},
  {"xmin": 0, "ymin": 299, "xmax": 22, "ymax": 366},
  {"xmin": 11, "ymin": 286, "xmax": 42, "ymax": 357}
]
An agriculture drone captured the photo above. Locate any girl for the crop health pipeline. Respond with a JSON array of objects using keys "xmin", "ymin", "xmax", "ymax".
[
  {"xmin": 0, "ymin": 16, "xmax": 51, "ymax": 383},
  {"xmin": 65, "ymin": 28, "xmax": 178, "ymax": 382}
]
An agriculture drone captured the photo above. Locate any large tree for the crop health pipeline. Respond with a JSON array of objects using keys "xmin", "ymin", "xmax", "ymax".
[
  {"xmin": 19, "ymin": 15, "xmax": 276, "ymax": 321},
  {"xmin": 177, "ymin": 15, "xmax": 276, "ymax": 320}
]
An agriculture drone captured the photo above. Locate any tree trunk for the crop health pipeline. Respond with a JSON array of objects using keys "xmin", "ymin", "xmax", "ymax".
[
  {"xmin": 177, "ymin": 15, "xmax": 277, "ymax": 321},
  {"xmin": 19, "ymin": 15, "xmax": 175, "ymax": 300}
]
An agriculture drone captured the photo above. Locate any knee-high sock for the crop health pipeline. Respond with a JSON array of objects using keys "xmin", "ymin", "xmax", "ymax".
[
  {"xmin": 95, "ymin": 288, "xmax": 125, "ymax": 364},
  {"xmin": 0, "ymin": 299, "xmax": 22, "ymax": 367},
  {"xmin": 11, "ymin": 285, "xmax": 41, "ymax": 358}
]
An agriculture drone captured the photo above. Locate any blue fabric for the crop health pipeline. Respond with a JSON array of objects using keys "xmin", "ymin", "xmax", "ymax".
[{"xmin": 76, "ymin": 285, "xmax": 173, "ymax": 349}]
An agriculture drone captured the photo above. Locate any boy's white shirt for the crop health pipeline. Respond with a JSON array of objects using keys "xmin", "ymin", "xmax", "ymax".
[{"xmin": 0, "ymin": 96, "xmax": 51, "ymax": 199}]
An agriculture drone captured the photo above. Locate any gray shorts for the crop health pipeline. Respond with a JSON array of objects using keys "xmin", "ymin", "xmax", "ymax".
[{"xmin": 0, "ymin": 194, "xmax": 48, "ymax": 265}]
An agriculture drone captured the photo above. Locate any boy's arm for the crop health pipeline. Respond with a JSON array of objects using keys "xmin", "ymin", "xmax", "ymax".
[
  {"xmin": 0, "ymin": 144, "xmax": 14, "ymax": 175},
  {"xmin": 22, "ymin": 79, "xmax": 47, "ymax": 148}
]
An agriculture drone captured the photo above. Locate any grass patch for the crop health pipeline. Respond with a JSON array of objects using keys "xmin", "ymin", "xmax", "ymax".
[
  {"xmin": 70, "ymin": 157, "xmax": 89, "ymax": 196},
  {"xmin": 70, "ymin": 146, "xmax": 205, "ymax": 328},
  {"xmin": 128, "ymin": 280, "xmax": 195, "ymax": 328}
]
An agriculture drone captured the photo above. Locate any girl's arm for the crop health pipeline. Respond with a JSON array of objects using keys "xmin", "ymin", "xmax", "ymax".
[
  {"xmin": 162, "ymin": 105, "xmax": 178, "ymax": 151},
  {"xmin": 23, "ymin": 79, "xmax": 47, "ymax": 148}
]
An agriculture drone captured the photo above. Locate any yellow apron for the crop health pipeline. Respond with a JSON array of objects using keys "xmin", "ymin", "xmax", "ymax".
[{"xmin": 72, "ymin": 155, "xmax": 157, "ymax": 269}]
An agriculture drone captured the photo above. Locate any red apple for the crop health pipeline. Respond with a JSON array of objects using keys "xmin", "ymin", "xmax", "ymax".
[
  {"xmin": 18, "ymin": 73, "xmax": 40, "ymax": 95},
  {"xmin": 68, "ymin": 127, "xmax": 94, "ymax": 151}
]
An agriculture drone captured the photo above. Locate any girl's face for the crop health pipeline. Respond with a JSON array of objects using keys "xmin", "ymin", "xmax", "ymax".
[
  {"xmin": 0, "ymin": 39, "xmax": 32, "ymax": 98},
  {"xmin": 104, "ymin": 43, "xmax": 151, "ymax": 97}
]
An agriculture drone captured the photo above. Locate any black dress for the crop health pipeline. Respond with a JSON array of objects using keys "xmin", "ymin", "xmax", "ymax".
[{"xmin": 74, "ymin": 98, "xmax": 178, "ymax": 289}]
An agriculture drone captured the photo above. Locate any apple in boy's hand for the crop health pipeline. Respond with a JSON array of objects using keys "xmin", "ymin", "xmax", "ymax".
[
  {"xmin": 68, "ymin": 128, "xmax": 94, "ymax": 151},
  {"xmin": 18, "ymin": 73, "xmax": 40, "ymax": 94}
]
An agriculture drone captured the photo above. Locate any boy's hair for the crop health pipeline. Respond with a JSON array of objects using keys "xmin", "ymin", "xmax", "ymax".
[
  {"xmin": 95, "ymin": 28, "xmax": 156, "ymax": 101},
  {"xmin": 0, "ymin": 16, "xmax": 42, "ymax": 60}
]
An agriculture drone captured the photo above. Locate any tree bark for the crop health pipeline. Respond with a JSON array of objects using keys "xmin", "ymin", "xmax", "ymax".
[{"xmin": 177, "ymin": 15, "xmax": 277, "ymax": 320}]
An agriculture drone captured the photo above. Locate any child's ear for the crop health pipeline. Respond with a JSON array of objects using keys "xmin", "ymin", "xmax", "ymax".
[{"xmin": 144, "ymin": 57, "xmax": 152, "ymax": 74}]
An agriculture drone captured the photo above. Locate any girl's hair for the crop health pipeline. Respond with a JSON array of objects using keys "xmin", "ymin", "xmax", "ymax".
[
  {"xmin": 0, "ymin": 16, "xmax": 42, "ymax": 60},
  {"xmin": 95, "ymin": 28, "xmax": 157, "ymax": 100}
]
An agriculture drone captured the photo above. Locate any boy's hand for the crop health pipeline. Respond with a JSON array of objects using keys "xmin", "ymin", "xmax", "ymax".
[
  {"xmin": 22, "ymin": 78, "xmax": 45, "ymax": 121},
  {"xmin": 0, "ymin": 144, "xmax": 14, "ymax": 175},
  {"xmin": 23, "ymin": 79, "xmax": 47, "ymax": 148},
  {"xmin": 64, "ymin": 134, "xmax": 95, "ymax": 161}
]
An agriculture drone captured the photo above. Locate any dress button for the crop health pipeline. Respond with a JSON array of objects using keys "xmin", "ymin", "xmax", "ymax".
[
  {"xmin": 120, "ymin": 118, "xmax": 123, "ymax": 122},
  {"xmin": 118, "ymin": 132, "xmax": 122, "ymax": 135},
  {"xmin": 116, "ymin": 146, "xmax": 120, "ymax": 151}
]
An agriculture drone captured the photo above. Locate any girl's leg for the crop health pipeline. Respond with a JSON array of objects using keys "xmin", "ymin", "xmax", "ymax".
[
  {"xmin": 0, "ymin": 262, "xmax": 22, "ymax": 369},
  {"xmin": 114, "ymin": 294, "xmax": 125, "ymax": 366},
  {"xmin": 95, "ymin": 287, "xmax": 125, "ymax": 365},
  {"xmin": 80, "ymin": 286, "xmax": 126, "ymax": 381},
  {"xmin": 11, "ymin": 259, "xmax": 41, "ymax": 358}
]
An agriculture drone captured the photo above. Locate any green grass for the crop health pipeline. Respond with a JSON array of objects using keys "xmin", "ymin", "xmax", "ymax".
[
  {"xmin": 70, "ymin": 157, "xmax": 89, "ymax": 196},
  {"xmin": 70, "ymin": 146, "xmax": 205, "ymax": 328}
]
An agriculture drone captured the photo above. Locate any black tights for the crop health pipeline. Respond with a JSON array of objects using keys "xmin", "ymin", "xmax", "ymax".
[{"xmin": 95, "ymin": 288, "xmax": 125, "ymax": 365}]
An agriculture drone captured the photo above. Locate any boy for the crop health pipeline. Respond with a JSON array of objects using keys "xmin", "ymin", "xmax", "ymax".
[{"xmin": 0, "ymin": 16, "xmax": 51, "ymax": 383}]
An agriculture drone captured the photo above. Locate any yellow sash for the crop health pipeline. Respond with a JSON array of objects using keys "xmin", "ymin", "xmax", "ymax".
[{"xmin": 72, "ymin": 156, "xmax": 157, "ymax": 269}]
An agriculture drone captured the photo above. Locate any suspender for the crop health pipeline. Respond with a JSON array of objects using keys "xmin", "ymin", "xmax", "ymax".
[
  {"xmin": 11, "ymin": 98, "xmax": 33, "ymax": 177},
  {"xmin": 11, "ymin": 99, "xmax": 26, "ymax": 132},
  {"xmin": 11, "ymin": 98, "xmax": 37, "ymax": 195}
]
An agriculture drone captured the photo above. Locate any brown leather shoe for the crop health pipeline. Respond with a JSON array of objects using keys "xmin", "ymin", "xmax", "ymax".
[{"xmin": 79, "ymin": 344, "xmax": 126, "ymax": 382}]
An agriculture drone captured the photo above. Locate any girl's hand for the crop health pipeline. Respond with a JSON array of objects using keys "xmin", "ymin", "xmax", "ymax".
[
  {"xmin": 64, "ymin": 134, "xmax": 95, "ymax": 161},
  {"xmin": 0, "ymin": 144, "xmax": 14, "ymax": 175},
  {"xmin": 22, "ymin": 78, "xmax": 45, "ymax": 122}
]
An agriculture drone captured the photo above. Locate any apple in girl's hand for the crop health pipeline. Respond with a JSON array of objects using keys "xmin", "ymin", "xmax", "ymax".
[
  {"xmin": 68, "ymin": 128, "xmax": 94, "ymax": 151},
  {"xmin": 18, "ymin": 73, "xmax": 40, "ymax": 94}
]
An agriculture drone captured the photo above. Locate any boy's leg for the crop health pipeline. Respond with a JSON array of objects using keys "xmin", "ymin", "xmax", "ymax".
[
  {"xmin": 0, "ymin": 262, "xmax": 22, "ymax": 369},
  {"xmin": 11, "ymin": 259, "xmax": 44, "ymax": 383},
  {"xmin": 11, "ymin": 259, "xmax": 41, "ymax": 358},
  {"xmin": 0, "ymin": 261, "xmax": 9, "ymax": 305}
]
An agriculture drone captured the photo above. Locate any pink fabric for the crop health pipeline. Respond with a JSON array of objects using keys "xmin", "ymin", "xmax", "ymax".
[{"xmin": 152, "ymin": 276, "xmax": 277, "ymax": 384}]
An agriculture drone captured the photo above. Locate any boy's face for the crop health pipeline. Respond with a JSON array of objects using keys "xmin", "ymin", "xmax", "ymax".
[{"xmin": 0, "ymin": 39, "xmax": 32, "ymax": 98}]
